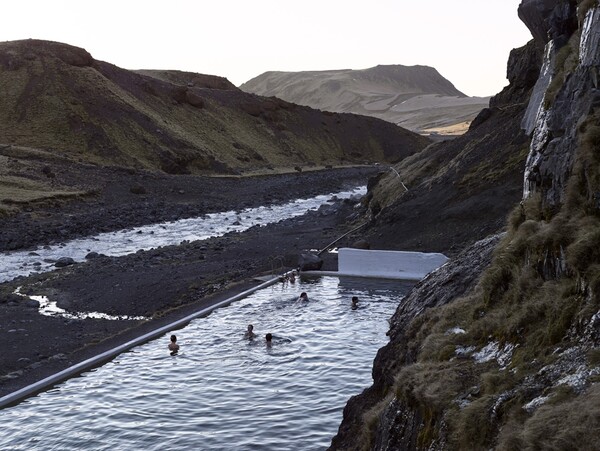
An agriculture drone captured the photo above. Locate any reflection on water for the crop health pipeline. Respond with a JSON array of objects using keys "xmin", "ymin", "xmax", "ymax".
[
  {"xmin": 0, "ymin": 187, "xmax": 366, "ymax": 283},
  {"xmin": 0, "ymin": 276, "xmax": 413, "ymax": 451}
]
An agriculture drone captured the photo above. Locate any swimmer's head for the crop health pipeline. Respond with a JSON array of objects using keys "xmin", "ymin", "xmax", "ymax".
[
  {"xmin": 170, "ymin": 334, "xmax": 177, "ymax": 342},
  {"xmin": 248, "ymin": 324, "xmax": 254, "ymax": 332},
  {"xmin": 266, "ymin": 333, "xmax": 273, "ymax": 342}
]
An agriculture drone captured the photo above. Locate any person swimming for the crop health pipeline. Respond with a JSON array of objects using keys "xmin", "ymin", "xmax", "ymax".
[
  {"xmin": 265, "ymin": 333, "xmax": 273, "ymax": 348},
  {"xmin": 168, "ymin": 334, "xmax": 180, "ymax": 356},
  {"xmin": 298, "ymin": 292, "xmax": 308, "ymax": 302},
  {"xmin": 244, "ymin": 324, "xmax": 257, "ymax": 339},
  {"xmin": 351, "ymin": 296, "xmax": 359, "ymax": 310}
]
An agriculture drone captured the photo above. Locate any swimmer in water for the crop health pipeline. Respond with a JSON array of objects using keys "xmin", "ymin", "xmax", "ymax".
[
  {"xmin": 168, "ymin": 334, "xmax": 180, "ymax": 356},
  {"xmin": 298, "ymin": 292, "xmax": 308, "ymax": 302},
  {"xmin": 351, "ymin": 296, "xmax": 359, "ymax": 310},
  {"xmin": 245, "ymin": 324, "xmax": 257, "ymax": 339},
  {"xmin": 266, "ymin": 333, "xmax": 273, "ymax": 348}
]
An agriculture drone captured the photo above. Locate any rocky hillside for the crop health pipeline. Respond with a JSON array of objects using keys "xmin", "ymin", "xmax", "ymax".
[
  {"xmin": 240, "ymin": 65, "xmax": 490, "ymax": 135},
  {"xmin": 0, "ymin": 40, "xmax": 428, "ymax": 176},
  {"xmin": 331, "ymin": 0, "xmax": 600, "ymax": 449},
  {"xmin": 355, "ymin": 41, "xmax": 542, "ymax": 257}
]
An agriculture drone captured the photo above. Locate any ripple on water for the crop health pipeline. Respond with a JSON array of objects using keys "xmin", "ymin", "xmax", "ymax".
[{"xmin": 0, "ymin": 276, "xmax": 414, "ymax": 451}]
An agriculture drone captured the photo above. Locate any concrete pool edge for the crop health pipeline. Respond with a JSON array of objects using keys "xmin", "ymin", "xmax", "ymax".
[
  {"xmin": 0, "ymin": 272, "xmax": 292, "ymax": 409},
  {"xmin": 301, "ymin": 270, "xmax": 424, "ymax": 281}
]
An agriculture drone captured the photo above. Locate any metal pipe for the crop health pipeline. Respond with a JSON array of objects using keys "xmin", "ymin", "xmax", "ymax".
[
  {"xmin": 388, "ymin": 166, "xmax": 408, "ymax": 192},
  {"xmin": 317, "ymin": 222, "xmax": 367, "ymax": 256}
]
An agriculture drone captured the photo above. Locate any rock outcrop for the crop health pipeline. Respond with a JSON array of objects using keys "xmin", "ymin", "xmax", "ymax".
[
  {"xmin": 523, "ymin": 2, "xmax": 600, "ymax": 206},
  {"xmin": 330, "ymin": 1, "xmax": 600, "ymax": 449}
]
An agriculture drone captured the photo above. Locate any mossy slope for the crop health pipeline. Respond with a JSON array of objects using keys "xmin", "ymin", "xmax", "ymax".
[{"xmin": 0, "ymin": 40, "xmax": 429, "ymax": 176}]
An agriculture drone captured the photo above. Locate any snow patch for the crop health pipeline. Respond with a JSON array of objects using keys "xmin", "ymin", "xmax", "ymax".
[
  {"xmin": 524, "ymin": 395, "xmax": 550, "ymax": 413},
  {"xmin": 14, "ymin": 287, "xmax": 148, "ymax": 321},
  {"xmin": 556, "ymin": 366, "xmax": 600, "ymax": 391},
  {"xmin": 446, "ymin": 327, "xmax": 466, "ymax": 335},
  {"xmin": 473, "ymin": 342, "xmax": 515, "ymax": 368},
  {"xmin": 455, "ymin": 346, "xmax": 476, "ymax": 357}
]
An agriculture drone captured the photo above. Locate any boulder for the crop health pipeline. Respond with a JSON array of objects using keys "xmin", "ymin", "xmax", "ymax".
[
  {"xmin": 298, "ymin": 253, "xmax": 323, "ymax": 271},
  {"xmin": 2, "ymin": 293, "xmax": 23, "ymax": 304},
  {"xmin": 55, "ymin": 257, "xmax": 75, "ymax": 268},
  {"xmin": 518, "ymin": 0, "xmax": 577, "ymax": 44}
]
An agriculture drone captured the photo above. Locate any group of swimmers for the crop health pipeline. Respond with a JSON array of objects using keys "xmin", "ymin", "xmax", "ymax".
[{"xmin": 167, "ymin": 292, "xmax": 360, "ymax": 355}]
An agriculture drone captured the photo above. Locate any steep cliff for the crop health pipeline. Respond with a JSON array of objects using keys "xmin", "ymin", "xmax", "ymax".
[{"xmin": 331, "ymin": 1, "xmax": 600, "ymax": 449}]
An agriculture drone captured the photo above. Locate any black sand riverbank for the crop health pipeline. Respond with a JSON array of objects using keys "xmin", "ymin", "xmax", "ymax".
[{"xmin": 0, "ymin": 167, "xmax": 377, "ymax": 400}]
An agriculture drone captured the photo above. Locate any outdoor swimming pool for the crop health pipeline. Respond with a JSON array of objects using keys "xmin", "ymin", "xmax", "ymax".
[{"xmin": 0, "ymin": 276, "xmax": 413, "ymax": 450}]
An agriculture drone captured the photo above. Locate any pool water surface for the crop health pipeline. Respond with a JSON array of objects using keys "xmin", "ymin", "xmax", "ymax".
[{"xmin": 0, "ymin": 276, "xmax": 413, "ymax": 451}]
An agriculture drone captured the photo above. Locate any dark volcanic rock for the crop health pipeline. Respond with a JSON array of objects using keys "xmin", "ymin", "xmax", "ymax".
[
  {"xmin": 54, "ymin": 257, "xmax": 75, "ymax": 268},
  {"xmin": 518, "ymin": 0, "xmax": 577, "ymax": 44},
  {"xmin": 490, "ymin": 40, "xmax": 543, "ymax": 108},
  {"xmin": 25, "ymin": 299, "xmax": 40, "ymax": 309},
  {"xmin": 524, "ymin": 6, "xmax": 600, "ymax": 207},
  {"xmin": 298, "ymin": 253, "xmax": 323, "ymax": 271}
]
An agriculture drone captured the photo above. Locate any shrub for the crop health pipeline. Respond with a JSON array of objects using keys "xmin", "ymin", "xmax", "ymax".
[
  {"xmin": 450, "ymin": 395, "xmax": 496, "ymax": 449},
  {"xmin": 566, "ymin": 226, "xmax": 600, "ymax": 273}
]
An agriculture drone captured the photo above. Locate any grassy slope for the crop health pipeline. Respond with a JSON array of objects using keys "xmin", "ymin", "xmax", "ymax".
[
  {"xmin": 0, "ymin": 40, "xmax": 430, "ymax": 215},
  {"xmin": 0, "ymin": 40, "xmax": 429, "ymax": 175},
  {"xmin": 380, "ymin": 110, "xmax": 600, "ymax": 450}
]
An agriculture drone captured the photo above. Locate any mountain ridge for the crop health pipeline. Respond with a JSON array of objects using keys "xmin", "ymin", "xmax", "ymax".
[{"xmin": 240, "ymin": 64, "xmax": 490, "ymax": 134}]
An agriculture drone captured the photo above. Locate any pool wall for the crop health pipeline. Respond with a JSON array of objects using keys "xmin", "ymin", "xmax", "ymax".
[{"xmin": 309, "ymin": 248, "xmax": 449, "ymax": 280}]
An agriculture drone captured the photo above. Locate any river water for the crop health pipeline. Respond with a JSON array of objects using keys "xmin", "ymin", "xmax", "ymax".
[
  {"xmin": 0, "ymin": 275, "xmax": 413, "ymax": 450},
  {"xmin": 0, "ymin": 187, "xmax": 366, "ymax": 283}
]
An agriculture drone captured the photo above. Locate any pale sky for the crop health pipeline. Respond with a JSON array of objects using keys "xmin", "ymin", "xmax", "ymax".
[{"xmin": 1, "ymin": 1, "xmax": 532, "ymax": 97}]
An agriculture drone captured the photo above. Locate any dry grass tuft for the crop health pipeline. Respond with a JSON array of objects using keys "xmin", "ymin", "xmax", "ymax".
[
  {"xmin": 497, "ymin": 384, "xmax": 600, "ymax": 450},
  {"xmin": 578, "ymin": 0, "xmax": 598, "ymax": 23}
]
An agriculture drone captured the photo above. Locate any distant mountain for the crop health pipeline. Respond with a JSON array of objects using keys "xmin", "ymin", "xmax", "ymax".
[
  {"xmin": 0, "ymin": 40, "xmax": 429, "ymax": 176},
  {"xmin": 240, "ymin": 65, "xmax": 490, "ymax": 135}
]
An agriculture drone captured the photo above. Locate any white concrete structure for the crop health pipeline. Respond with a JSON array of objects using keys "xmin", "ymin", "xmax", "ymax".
[{"xmin": 333, "ymin": 248, "xmax": 448, "ymax": 280}]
